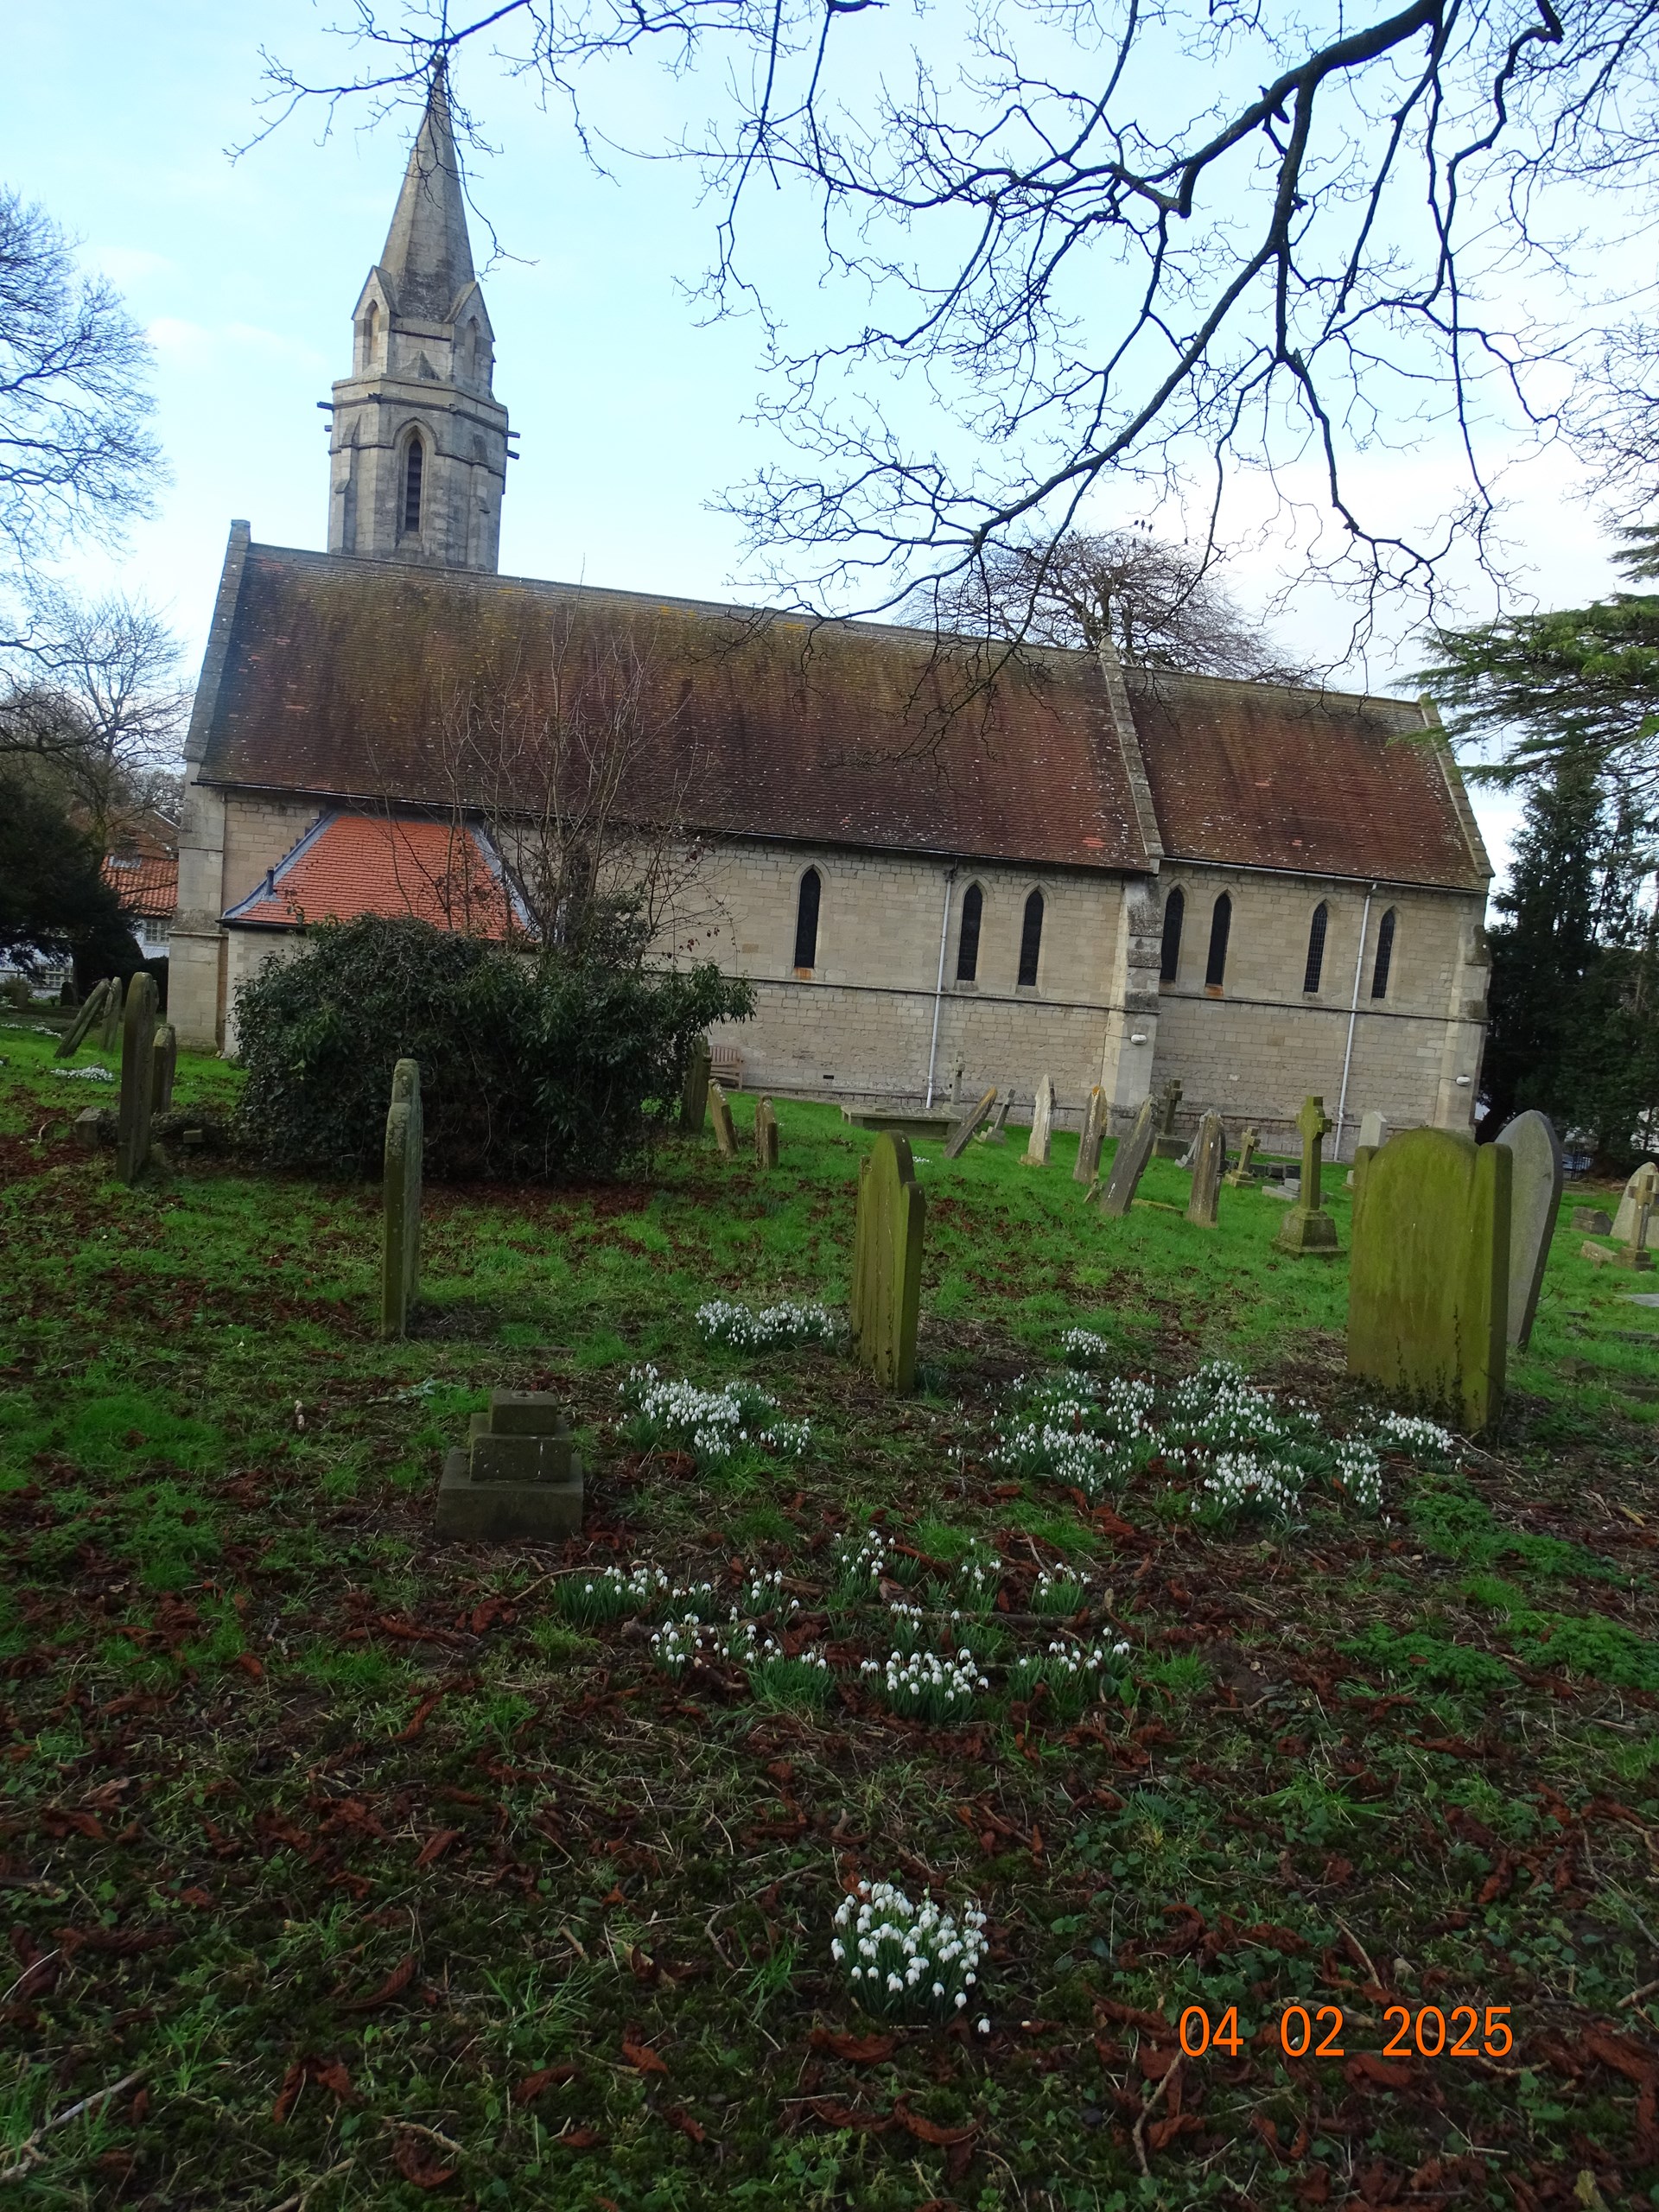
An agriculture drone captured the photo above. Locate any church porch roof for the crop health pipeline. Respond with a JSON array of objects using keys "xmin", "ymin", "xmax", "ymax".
[{"xmin": 223, "ymin": 808, "xmax": 524, "ymax": 938}]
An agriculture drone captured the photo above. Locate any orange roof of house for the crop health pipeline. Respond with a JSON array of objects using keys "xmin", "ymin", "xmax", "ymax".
[
  {"xmin": 223, "ymin": 810, "xmax": 522, "ymax": 938},
  {"xmin": 102, "ymin": 851, "xmax": 178, "ymax": 918}
]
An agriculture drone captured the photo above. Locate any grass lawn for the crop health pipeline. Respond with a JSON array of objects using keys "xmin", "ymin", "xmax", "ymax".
[{"xmin": 2, "ymin": 1015, "xmax": 1658, "ymax": 2209}]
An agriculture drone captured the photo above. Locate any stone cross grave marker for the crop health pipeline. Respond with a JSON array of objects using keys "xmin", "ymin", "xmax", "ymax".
[
  {"xmin": 99, "ymin": 974, "xmax": 125, "ymax": 1054},
  {"xmin": 851, "ymin": 1131, "xmax": 925, "ymax": 1393},
  {"xmin": 1099, "ymin": 1096, "xmax": 1157, "ymax": 1217},
  {"xmin": 149, "ymin": 1023, "xmax": 177, "ymax": 1117},
  {"xmin": 1073, "ymin": 1086, "xmax": 1106, "ymax": 1184},
  {"xmin": 944, "ymin": 1088, "xmax": 997, "ymax": 1160},
  {"xmin": 1349, "ymin": 1127, "xmax": 1510, "ymax": 1432},
  {"xmin": 56, "ymin": 977, "xmax": 110, "ymax": 1059},
  {"xmin": 709, "ymin": 1079, "xmax": 738, "ymax": 1159},
  {"xmin": 1495, "ymin": 1109, "xmax": 1564, "ymax": 1345},
  {"xmin": 436, "ymin": 1388, "xmax": 584, "ymax": 1540},
  {"xmin": 1274, "ymin": 1095, "xmax": 1340, "ymax": 1255},
  {"xmin": 681, "ymin": 1037, "xmax": 712, "ymax": 1133},
  {"xmin": 1613, "ymin": 1160, "xmax": 1659, "ymax": 1250},
  {"xmin": 1616, "ymin": 1163, "xmax": 1657, "ymax": 1273},
  {"xmin": 115, "ymin": 972, "xmax": 159, "ymax": 1185},
  {"xmin": 1152, "ymin": 1078, "xmax": 1185, "ymax": 1159},
  {"xmin": 380, "ymin": 1058, "xmax": 423, "ymax": 1339},
  {"xmin": 1024, "ymin": 1075, "xmax": 1055, "ymax": 1166},
  {"xmin": 1224, "ymin": 1127, "xmax": 1259, "ymax": 1187},
  {"xmin": 1185, "ymin": 1111, "xmax": 1226, "ymax": 1228},
  {"xmin": 755, "ymin": 1095, "xmax": 780, "ymax": 1169},
  {"xmin": 981, "ymin": 1097, "xmax": 1011, "ymax": 1146}
]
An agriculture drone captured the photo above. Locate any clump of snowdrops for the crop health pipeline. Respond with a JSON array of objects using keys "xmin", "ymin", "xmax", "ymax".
[{"xmin": 832, "ymin": 1879, "xmax": 988, "ymax": 2020}]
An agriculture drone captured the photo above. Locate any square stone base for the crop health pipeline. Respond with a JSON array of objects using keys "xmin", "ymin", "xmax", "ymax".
[
  {"xmin": 435, "ymin": 1447, "xmax": 585, "ymax": 1541},
  {"xmin": 1274, "ymin": 1207, "xmax": 1340, "ymax": 1255},
  {"xmin": 1152, "ymin": 1137, "xmax": 1185, "ymax": 1160}
]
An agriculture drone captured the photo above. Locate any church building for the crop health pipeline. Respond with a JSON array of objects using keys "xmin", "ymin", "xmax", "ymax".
[{"xmin": 172, "ymin": 77, "xmax": 1493, "ymax": 1158}]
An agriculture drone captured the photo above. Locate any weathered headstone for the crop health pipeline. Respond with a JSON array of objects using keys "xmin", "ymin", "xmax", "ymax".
[
  {"xmin": 980, "ymin": 1097, "xmax": 1011, "ymax": 1146},
  {"xmin": 1152, "ymin": 1078, "xmax": 1185, "ymax": 1160},
  {"xmin": 755, "ymin": 1095, "xmax": 780, "ymax": 1169},
  {"xmin": 1024, "ymin": 1075, "xmax": 1055, "ymax": 1166},
  {"xmin": 1583, "ymin": 1241, "xmax": 1614, "ymax": 1268},
  {"xmin": 709, "ymin": 1080, "xmax": 738, "ymax": 1158},
  {"xmin": 1615, "ymin": 1164, "xmax": 1657, "ymax": 1273},
  {"xmin": 149, "ymin": 1023, "xmax": 177, "ymax": 1117},
  {"xmin": 1073, "ymin": 1086, "xmax": 1107, "ymax": 1185},
  {"xmin": 944, "ymin": 1088, "xmax": 997, "ymax": 1160},
  {"xmin": 1495, "ymin": 1109, "xmax": 1564, "ymax": 1348},
  {"xmin": 681, "ymin": 1038, "xmax": 712, "ymax": 1133},
  {"xmin": 380, "ymin": 1058, "xmax": 423, "ymax": 1339},
  {"xmin": 99, "ymin": 974, "xmax": 125, "ymax": 1055},
  {"xmin": 1274, "ymin": 1096, "xmax": 1340, "ymax": 1255},
  {"xmin": 950, "ymin": 1061, "xmax": 964, "ymax": 1109},
  {"xmin": 1573, "ymin": 1206, "xmax": 1614, "ymax": 1234},
  {"xmin": 73, "ymin": 1107, "xmax": 104, "ymax": 1150},
  {"xmin": 1224, "ymin": 1127, "xmax": 1260, "ymax": 1187},
  {"xmin": 1613, "ymin": 1160, "xmax": 1659, "ymax": 1249},
  {"xmin": 436, "ymin": 1388, "xmax": 584, "ymax": 1540},
  {"xmin": 1099, "ymin": 1096, "xmax": 1157, "ymax": 1217},
  {"xmin": 1358, "ymin": 1109, "xmax": 1389, "ymax": 1154},
  {"xmin": 1349, "ymin": 1127, "xmax": 1510, "ymax": 1431},
  {"xmin": 851, "ymin": 1131, "xmax": 925, "ymax": 1393},
  {"xmin": 55, "ymin": 977, "xmax": 110, "ymax": 1059},
  {"xmin": 114, "ymin": 972, "xmax": 158, "ymax": 1185},
  {"xmin": 1185, "ymin": 1112, "xmax": 1225, "ymax": 1227}
]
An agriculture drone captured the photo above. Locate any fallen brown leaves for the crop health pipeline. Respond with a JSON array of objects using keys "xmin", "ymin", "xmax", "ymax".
[{"xmin": 272, "ymin": 2055, "xmax": 353, "ymax": 2126}]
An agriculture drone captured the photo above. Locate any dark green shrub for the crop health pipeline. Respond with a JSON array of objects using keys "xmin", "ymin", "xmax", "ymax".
[{"xmin": 232, "ymin": 915, "xmax": 753, "ymax": 1180}]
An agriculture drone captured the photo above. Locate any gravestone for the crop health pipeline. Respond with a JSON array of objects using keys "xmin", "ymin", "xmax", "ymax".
[
  {"xmin": 755, "ymin": 1095, "xmax": 780, "ymax": 1169},
  {"xmin": 1152, "ymin": 1079, "xmax": 1185, "ymax": 1160},
  {"xmin": 99, "ymin": 975, "xmax": 125, "ymax": 1055},
  {"xmin": 1495, "ymin": 1109, "xmax": 1564, "ymax": 1348},
  {"xmin": 56, "ymin": 977, "xmax": 110, "ymax": 1059},
  {"xmin": 1573, "ymin": 1206, "xmax": 1614, "ymax": 1234},
  {"xmin": 981, "ymin": 1097, "xmax": 1011, "ymax": 1146},
  {"xmin": 1358, "ymin": 1109, "xmax": 1389, "ymax": 1154},
  {"xmin": 1615, "ymin": 1164, "xmax": 1657, "ymax": 1273},
  {"xmin": 950, "ymin": 1061, "xmax": 964, "ymax": 1109},
  {"xmin": 1274, "ymin": 1096, "xmax": 1339, "ymax": 1255},
  {"xmin": 1613, "ymin": 1160, "xmax": 1659, "ymax": 1249},
  {"xmin": 149, "ymin": 1023, "xmax": 177, "ymax": 1116},
  {"xmin": 1099, "ymin": 1096, "xmax": 1157, "ymax": 1217},
  {"xmin": 1350, "ymin": 1127, "xmax": 1510, "ymax": 1431},
  {"xmin": 944, "ymin": 1088, "xmax": 997, "ymax": 1160},
  {"xmin": 114, "ymin": 973, "xmax": 159, "ymax": 1185},
  {"xmin": 380, "ymin": 1058, "xmax": 423, "ymax": 1339},
  {"xmin": 709, "ymin": 1080, "xmax": 738, "ymax": 1158},
  {"xmin": 1186, "ymin": 1111, "xmax": 1225, "ymax": 1228},
  {"xmin": 436, "ymin": 1388, "xmax": 584, "ymax": 1541},
  {"xmin": 1073, "ymin": 1086, "xmax": 1107, "ymax": 1185},
  {"xmin": 851, "ymin": 1131, "xmax": 925, "ymax": 1393},
  {"xmin": 1024, "ymin": 1075, "xmax": 1055, "ymax": 1166},
  {"xmin": 681, "ymin": 1038, "xmax": 712, "ymax": 1133},
  {"xmin": 1583, "ymin": 1241, "xmax": 1614, "ymax": 1268},
  {"xmin": 1225, "ymin": 1128, "xmax": 1259, "ymax": 1187}
]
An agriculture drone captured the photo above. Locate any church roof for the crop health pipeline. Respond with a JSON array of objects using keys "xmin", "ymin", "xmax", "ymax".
[
  {"xmin": 190, "ymin": 538, "xmax": 1490, "ymax": 892},
  {"xmin": 378, "ymin": 68, "xmax": 475, "ymax": 321}
]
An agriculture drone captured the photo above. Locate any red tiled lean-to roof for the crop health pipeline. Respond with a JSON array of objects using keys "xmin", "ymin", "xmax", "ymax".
[
  {"xmin": 191, "ymin": 540, "xmax": 1490, "ymax": 892},
  {"xmin": 223, "ymin": 810, "xmax": 521, "ymax": 937}
]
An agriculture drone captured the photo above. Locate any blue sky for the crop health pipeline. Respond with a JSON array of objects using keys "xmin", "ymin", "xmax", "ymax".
[{"xmin": 5, "ymin": 0, "xmax": 1632, "ymax": 879}]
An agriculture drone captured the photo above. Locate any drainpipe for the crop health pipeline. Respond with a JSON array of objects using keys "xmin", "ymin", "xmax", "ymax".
[
  {"xmin": 1333, "ymin": 884, "xmax": 1376, "ymax": 1160},
  {"xmin": 924, "ymin": 865, "xmax": 958, "ymax": 1109}
]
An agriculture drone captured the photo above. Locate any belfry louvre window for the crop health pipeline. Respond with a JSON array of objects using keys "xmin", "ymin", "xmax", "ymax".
[
  {"xmin": 793, "ymin": 868, "xmax": 821, "ymax": 970},
  {"xmin": 1205, "ymin": 892, "xmax": 1232, "ymax": 990},
  {"xmin": 956, "ymin": 883, "xmax": 982, "ymax": 982},
  {"xmin": 1160, "ymin": 887, "xmax": 1184, "ymax": 983},
  {"xmin": 1302, "ymin": 901, "xmax": 1329, "ymax": 993},
  {"xmin": 1017, "ymin": 889, "xmax": 1044, "ymax": 987},
  {"xmin": 403, "ymin": 439, "xmax": 423, "ymax": 532},
  {"xmin": 1371, "ymin": 906, "xmax": 1396, "ymax": 999}
]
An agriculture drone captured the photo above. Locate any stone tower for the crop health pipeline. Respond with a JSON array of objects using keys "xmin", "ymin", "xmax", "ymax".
[{"xmin": 327, "ymin": 68, "xmax": 509, "ymax": 571}]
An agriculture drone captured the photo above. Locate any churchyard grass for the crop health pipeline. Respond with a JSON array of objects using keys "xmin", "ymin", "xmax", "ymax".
[{"xmin": 1, "ymin": 1020, "xmax": 1658, "ymax": 2206}]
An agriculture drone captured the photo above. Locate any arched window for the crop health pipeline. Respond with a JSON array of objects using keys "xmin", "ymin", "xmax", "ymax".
[
  {"xmin": 1017, "ymin": 889, "xmax": 1044, "ymax": 988},
  {"xmin": 1205, "ymin": 891, "xmax": 1232, "ymax": 991},
  {"xmin": 1371, "ymin": 906, "xmax": 1396, "ymax": 999},
  {"xmin": 1302, "ymin": 900, "xmax": 1329, "ymax": 994},
  {"xmin": 363, "ymin": 302, "xmax": 379, "ymax": 367},
  {"xmin": 1160, "ymin": 886, "xmax": 1185, "ymax": 984},
  {"xmin": 792, "ymin": 868, "xmax": 821, "ymax": 970},
  {"xmin": 956, "ymin": 883, "xmax": 983, "ymax": 982},
  {"xmin": 402, "ymin": 436, "xmax": 424, "ymax": 534}
]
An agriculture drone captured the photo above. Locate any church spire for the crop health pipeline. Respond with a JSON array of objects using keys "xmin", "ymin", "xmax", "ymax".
[
  {"xmin": 325, "ymin": 63, "xmax": 510, "ymax": 573},
  {"xmin": 379, "ymin": 64, "xmax": 476, "ymax": 322}
]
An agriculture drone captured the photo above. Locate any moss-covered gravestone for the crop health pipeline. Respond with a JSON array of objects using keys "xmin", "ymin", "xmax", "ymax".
[
  {"xmin": 150, "ymin": 1023, "xmax": 177, "ymax": 1116},
  {"xmin": 380, "ymin": 1058, "xmax": 423, "ymax": 1339},
  {"xmin": 1224, "ymin": 1126, "xmax": 1259, "ymax": 1188},
  {"xmin": 1615, "ymin": 1165, "xmax": 1656, "ymax": 1273},
  {"xmin": 1613, "ymin": 1160, "xmax": 1659, "ymax": 1250},
  {"xmin": 436, "ymin": 1389, "xmax": 584, "ymax": 1541},
  {"xmin": 851, "ymin": 1131, "xmax": 925, "ymax": 1393},
  {"xmin": 755, "ymin": 1095, "xmax": 780, "ymax": 1169},
  {"xmin": 1349, "ymin": 1127, "xmax": 1511, "ymax": 1433},
  {"xmin": 681, "ymin": 1038, "xmax": 712, "ymax": 1133},
  {"xmin": 709, "ymin": 1080, "xmax": 737, "ymax": 1159},
  {"xmin": 115, "ymin": 972, "xmax": 159, "ymax": 1185},
  {"xmin": 56, "ymin": 977, "xmax": 110, "ymax": 1059},
  {"xmin": 944, "ymin": 1089, "xmax": 997, "ymax": 1160},
  {"xmin": 1073, "ymin": 1085, "xmax": 1106, "ymax": 1185},
  {"xmin": 1274, "ymin": 1096, "xmax": 1339, "ymax": 1255},
  {"xmin": 1099, "ymin": 1096, "xmax": 1156, "ymax": 1217},
  {"xmin": 1023, "ymin": 1075, "xmax": 1055, "ymax": 1166},
  {"xmin": 99, "ymin": 974, "xmax": 125, "ymax": 1055},
  {"xmin": 1186, "ymin": 1111, "xmax": 1225, "ymax": 1227}
]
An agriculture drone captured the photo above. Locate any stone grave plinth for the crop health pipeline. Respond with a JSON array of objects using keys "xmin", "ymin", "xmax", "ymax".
[{"xmin": 436, "ymin": 1389, "xmax": 585, "ymax": 1541}]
